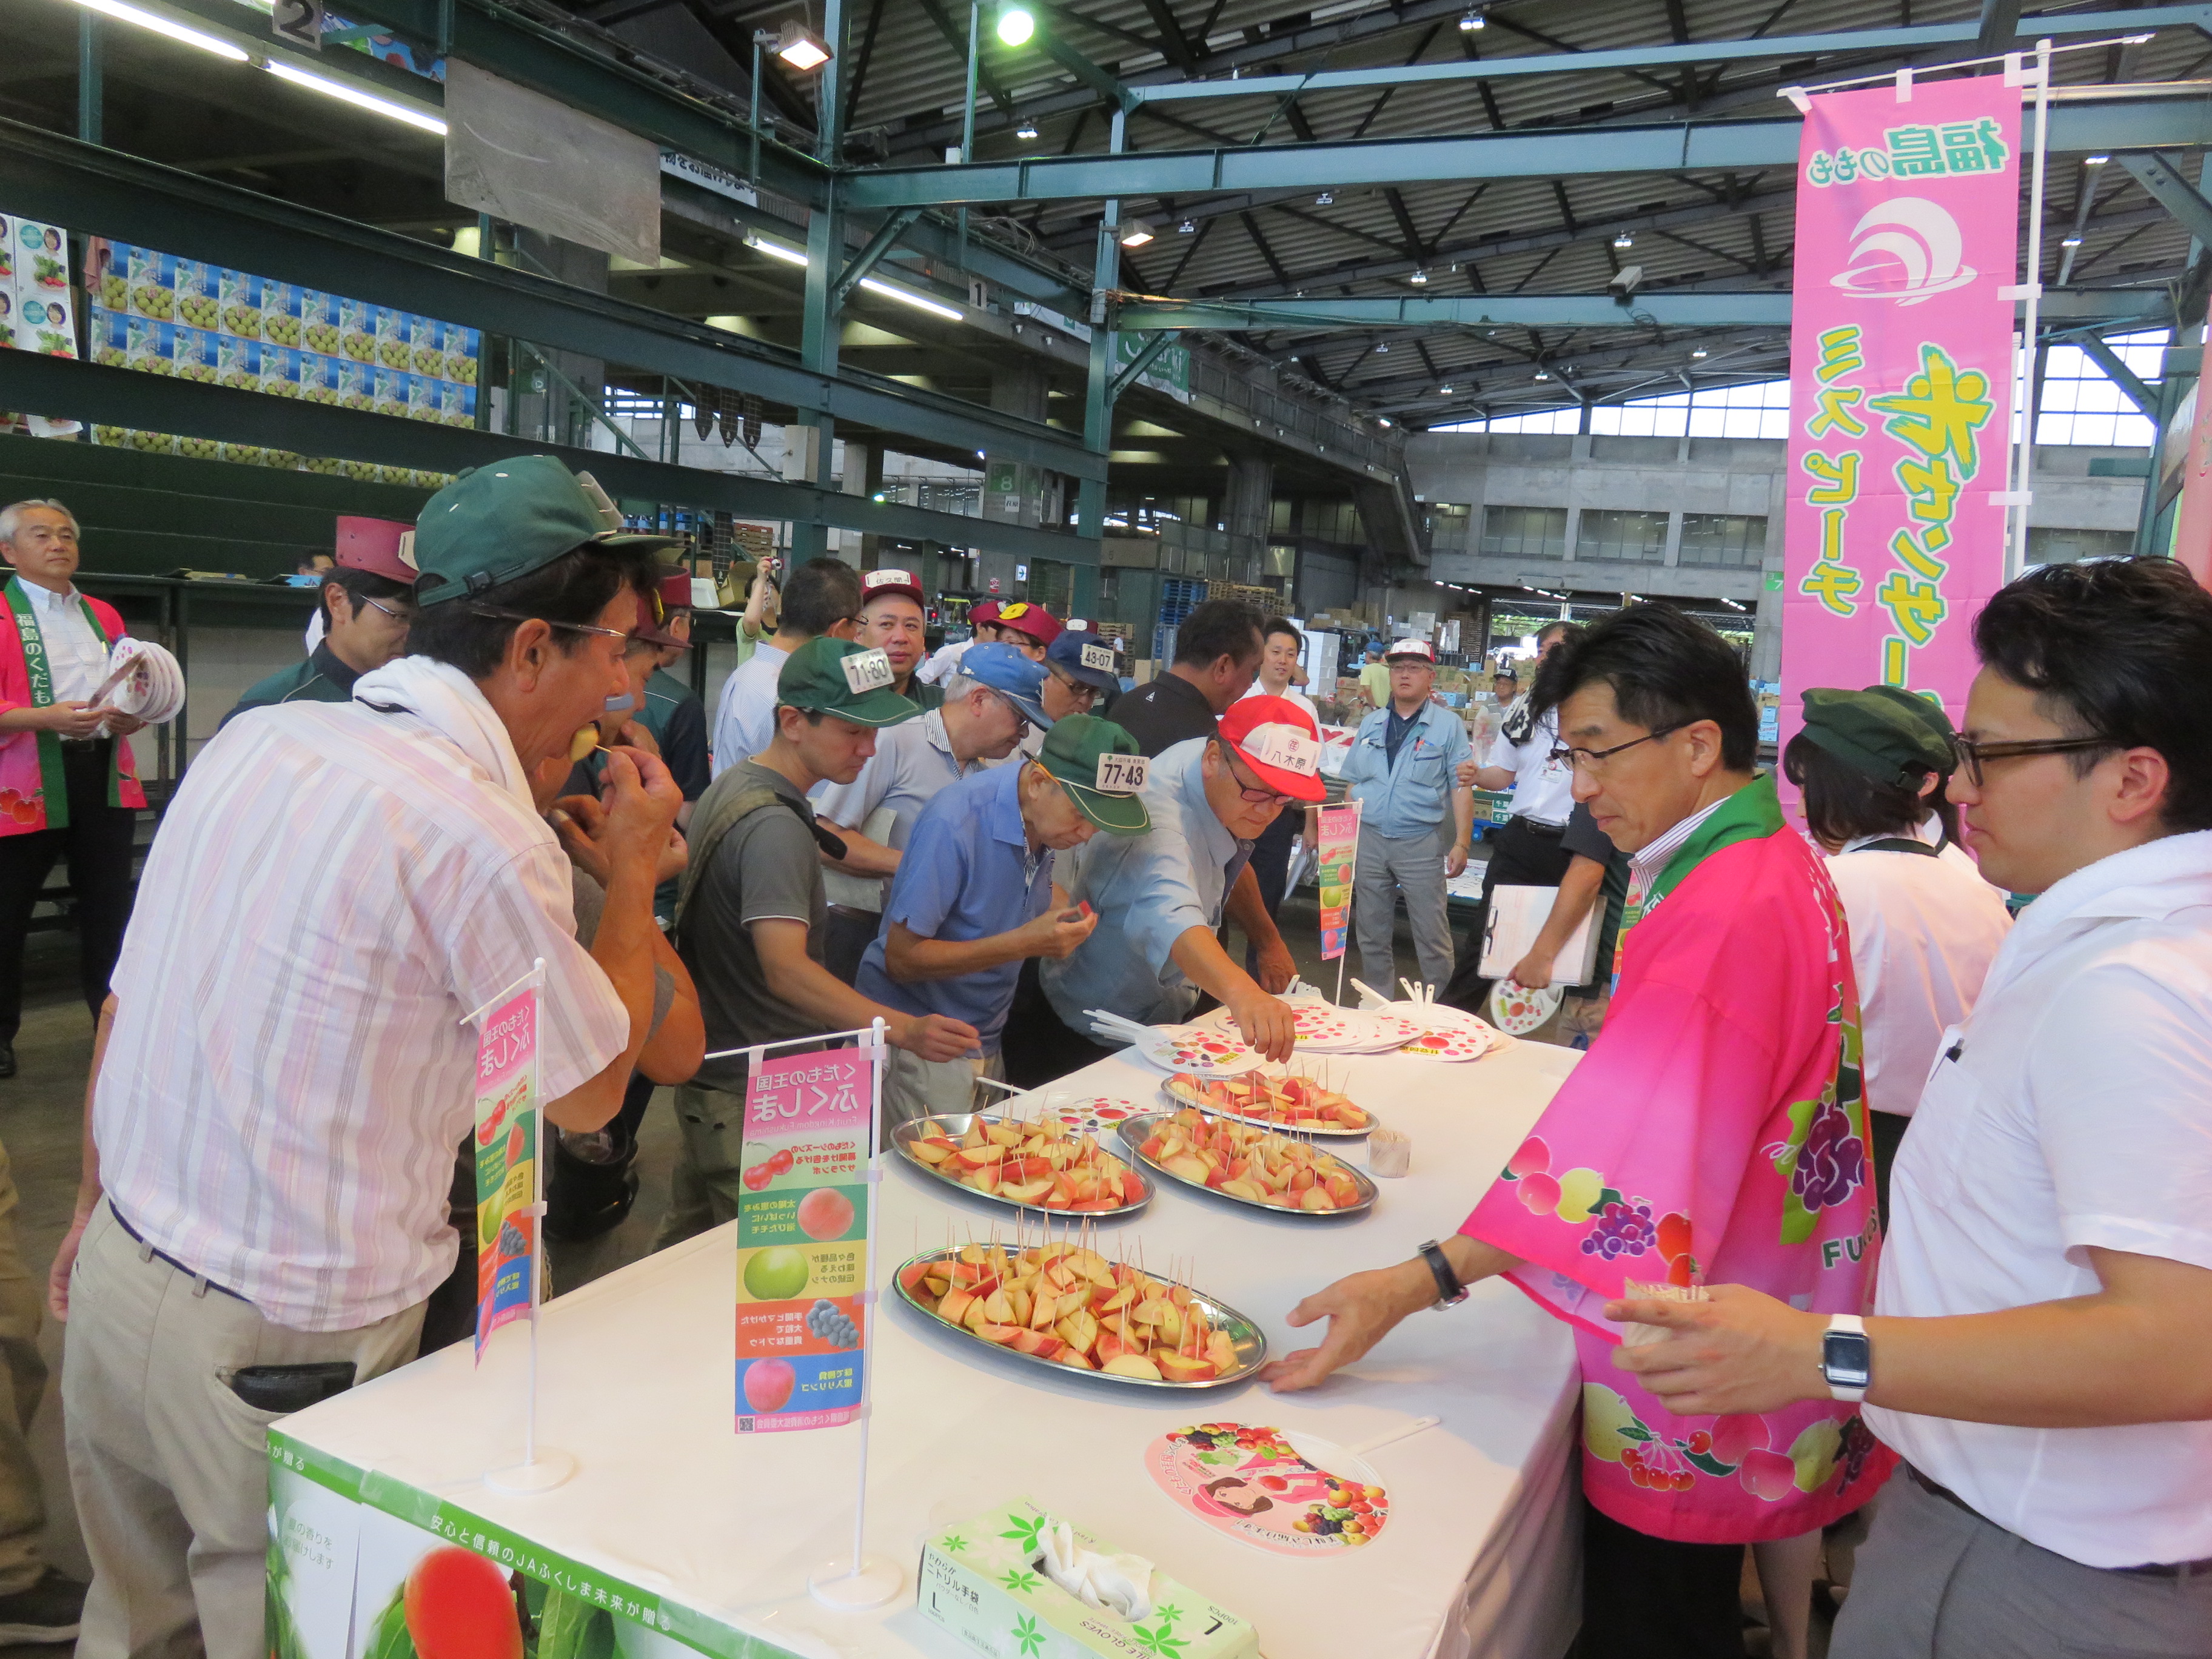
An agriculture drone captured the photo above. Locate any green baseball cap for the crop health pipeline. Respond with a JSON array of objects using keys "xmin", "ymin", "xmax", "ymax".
[
  {"xmin": 776, "ymin": 635, "xmax": 920, "ymax": 728},
  {"xmin": 1799, "ymin": 685, "xmax": 1957, "ymax": 786},
  {"xmin": 1036, "ymin": 714, "xmax": 1151, "ymax": 834},
  {"xmin": 411, "ymin": 455, "xmax": 681, "ymax": 606}
]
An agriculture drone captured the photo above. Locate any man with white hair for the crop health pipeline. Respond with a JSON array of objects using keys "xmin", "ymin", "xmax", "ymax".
[
  {"xmin": 0, "ymin": 500, "xmax": 149, "ymax": 1079},
  {"xmin": 814, "ymin": 643, "xmax": 1051, "ymax": 982}
]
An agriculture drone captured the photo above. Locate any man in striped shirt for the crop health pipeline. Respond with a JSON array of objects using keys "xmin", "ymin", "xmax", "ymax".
[{"xmin": 47, "ymin": 457, "xmax": 685, "ymax": 1659}]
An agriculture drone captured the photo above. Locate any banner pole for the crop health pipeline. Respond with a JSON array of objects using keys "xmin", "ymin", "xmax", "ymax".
[
  {"xmin": 808, "ymin": 1018, "xmax": 900, "ymax": 1610},
  {"xmin": 2012, "ymin": 38, "xmax": 2053, "ymax": 580}
]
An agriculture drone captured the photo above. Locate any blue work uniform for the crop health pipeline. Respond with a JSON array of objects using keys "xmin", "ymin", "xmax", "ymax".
[{"xmin": 1339, "ymin": 699, "xmax": 1472, "ymax": 994}]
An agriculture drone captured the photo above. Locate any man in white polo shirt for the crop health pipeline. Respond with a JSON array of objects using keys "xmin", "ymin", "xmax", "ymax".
[
  {"xmin": 49, "ymin": 457, "xmax": 683, "ymax": 1659},
  {"xmin": 1609, "ymin": 558, "xmax": 2212, "ymax": 1655}
]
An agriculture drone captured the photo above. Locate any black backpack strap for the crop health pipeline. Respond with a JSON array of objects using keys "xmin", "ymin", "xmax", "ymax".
[{"xmin": 1858, "ymin": 836, "xmax": 1941, "ymax": 857}]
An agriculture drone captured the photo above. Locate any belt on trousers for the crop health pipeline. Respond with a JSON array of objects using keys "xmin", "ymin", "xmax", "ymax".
[
  {"xmin": 108, "ymin": 1202, "xmax": 247, "ymax": 1302},
  {"xmin": 1905, "ymin": 1465, "xmax": 2212, "ymax": 1579},
  {"xmin": 1511, "ymin": 816, "xmax": 1567, "ymax": 837}
]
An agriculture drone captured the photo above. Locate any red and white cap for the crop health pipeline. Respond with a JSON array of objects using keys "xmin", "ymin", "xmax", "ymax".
[
  {"xmin": 1383, "ymin": 637, "xmax": 1435, "ymax": 663},
  {"xmin": 334, "ymin": 517, "xmax": 418, "ymax": 585},
  {"xmin": 861, "ymin": 567, "xmax": 925, "ymax": 606},
  {"xmin": 1217, "ymin": 695, "xmax": 1327, "ymax": 802}
]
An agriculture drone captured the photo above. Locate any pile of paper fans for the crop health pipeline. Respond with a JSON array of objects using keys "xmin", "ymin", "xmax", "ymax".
[{"xmin": 95, "ymin": 638, "xmax": 186, "ymax": 726}]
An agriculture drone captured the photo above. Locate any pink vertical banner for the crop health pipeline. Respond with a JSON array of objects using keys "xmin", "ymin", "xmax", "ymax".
[
  {"xmin": 1781, "ymin": 77, "xmax": 2020, "ymax": 762},
  {"xmin": 471, "ymin": 985, "xmax": 539, "ymax": 1361},
  {"xmin": 1313, "ymin": 802, "xmax": 1359, "ymax": 960},
  {"xmin": 733, "ymin": 1047, "xmax": 877, "ymax": 1433}
]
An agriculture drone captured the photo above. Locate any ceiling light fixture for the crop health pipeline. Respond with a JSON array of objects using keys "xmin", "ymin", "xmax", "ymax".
[
  {"xmin": 1458, "ymin": 8, "xmax": 1484, "ymax": 31},
  {"xmin": 1316, "ymin": 191, "xmax": 1333, "ymax": 205},
  {"xmin": 1178, "ymin": 218, "xmax": 1196, "ymax": 233},
  {"xmin": 1533, "ymin": 369, "xmax": 1550, "ymax": 380},
  {"xmin": 1375, "ymin": 341, "xmax": 1389, "ymax": 353},
  {"xmin": 773, "ymin": 19, "xmax": 833, "ymax": 70},
  {"xmin": 1438, "ymin": 384, "xmax": 1454, "ymax": 394},
  {"xmin": 1015, "ymin": 118, "xmax": 1039, "ymax": 139},
  {"xmin": 2061, "ymin": 234, "xmax": 2083, "ymax": 247},
  {"xmin": 2085, "ymin": 153, "xmax": 2110, "ymax": 166},
  {"xmin": 749, "ymin": 235, "xmax": 809, "ymax": 266},
  {"xmin": 996, "ymin": 5, "xmax": 1035, "ymax": 45},
  {"xmin": 1691, "ymin": 346, "xmax": 1708, "ymax": 359},
  {"xmin": 1612, "ymin": 232, "xmax": 1634, "ymax": 249},
  {"xmin": 1118, "ymin": 219, "xmax": 1155, "ymax": 247},
  {"xmin": 1409, "ymin": 269, "xmax": 1429, "ymax": 285},
  {"xmin": 64, "ymin": 0, "xmax": 245, "ymax": 60},
  {"xmin": 264, "ymin": 60, "xmax": 447, "ymax": 132}
]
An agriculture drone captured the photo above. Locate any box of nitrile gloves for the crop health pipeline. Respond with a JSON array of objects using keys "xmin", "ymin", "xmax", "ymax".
[{"xmin": 916, "ymin": 1498, "xmax": 1257, "ymax": 1659}]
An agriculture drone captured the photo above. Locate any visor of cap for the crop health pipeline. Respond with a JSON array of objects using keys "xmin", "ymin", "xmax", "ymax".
[{"xmin": 1058, "ymin": 777, "xmax": 1151, "ymax": 834}]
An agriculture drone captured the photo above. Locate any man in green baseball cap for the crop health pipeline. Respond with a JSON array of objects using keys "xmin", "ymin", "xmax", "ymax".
[
  {"xmin": 855, "ymin": 712, "xmax": 1152, "ymax": 1122},
  {"xmin": 654, "ymin": 636, "xmax": 982, "ymax": 1242},
  {"xmin": 1783, "ymin": 685, "xmax": 2012, "ymax": 1221}
]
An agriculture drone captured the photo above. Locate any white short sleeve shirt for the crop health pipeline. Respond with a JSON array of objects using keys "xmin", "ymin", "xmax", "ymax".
[
  {"xmin": 1484, "ymin": 700, "xmax": 1573, "ymax": 826},
  {"xmin": 1867, "ymin": 829, "xmax": 2212, "ymax": 1568}
]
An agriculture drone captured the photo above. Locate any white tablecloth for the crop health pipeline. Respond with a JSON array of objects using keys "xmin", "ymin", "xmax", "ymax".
[{"xmin": 284, "ymin": 1039, "xmax": 1584, "ymax": 1659}]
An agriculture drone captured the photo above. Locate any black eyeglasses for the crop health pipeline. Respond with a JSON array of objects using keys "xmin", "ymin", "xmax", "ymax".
[
  {"xmin": 1949, "ymin": 732, "xmax": 2117, "ymax": 787},
  {"xmin": 1550, "ymin": 723, "xmax": 1684, "ymax": 773},
  {"xmin": 468, "ymin": 606, "xmax": 632, "ymax": 642}
]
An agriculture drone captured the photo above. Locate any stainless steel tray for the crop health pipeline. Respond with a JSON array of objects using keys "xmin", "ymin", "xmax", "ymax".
[
  {"xmin": 1158, "ymin": 1076, "xmax": 1378, "ymax": 1139},
  {"xmin": 1116, "ymin": 1111, "xmax": 1378, "ymax": 1220},
  {"xmin": 891, "ymin": 1247, "xmax": 1266, "ymax": 1390},
  {"xmin": 890, "ymin": 1112, "xmax": 1151, "ymax": 1219}
]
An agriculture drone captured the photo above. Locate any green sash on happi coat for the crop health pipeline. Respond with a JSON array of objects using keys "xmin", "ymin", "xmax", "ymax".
[
  {"xmin": 5, "ymin": 574, "xmax": 122, "ymax": 830},
  {"xmin": 1618, "ymin": 773, "xmax": 1786, "ymax": 938}
]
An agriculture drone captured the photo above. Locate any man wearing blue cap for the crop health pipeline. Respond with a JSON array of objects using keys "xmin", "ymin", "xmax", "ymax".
[{"xmin": 815, "ymin": 643, "xmax": 1051, "ymax": 982}]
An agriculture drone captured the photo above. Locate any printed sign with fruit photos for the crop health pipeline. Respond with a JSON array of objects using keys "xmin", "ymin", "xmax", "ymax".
[
  {"xmin": 1145, "ymin": 1423, "xmax": 1392, "ymax": 1557},
  {"xmin": 734, "ymin": 1046, "xmax": 878, "ymax": 1433},
  {"xmin": 471, "ymin": 985, "xmax": 540, "ymax": 1361}
]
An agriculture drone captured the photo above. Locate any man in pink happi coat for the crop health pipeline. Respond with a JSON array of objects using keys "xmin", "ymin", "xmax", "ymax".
[{"xmin": 1262, "ymin": 605, "xmax": 1889, "ymax": 1658}]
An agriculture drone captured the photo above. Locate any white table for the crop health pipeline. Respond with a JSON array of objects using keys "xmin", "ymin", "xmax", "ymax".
[{"xmin": 276, "ymin": 1038, "xmax": 1583, "ymax": 1659}]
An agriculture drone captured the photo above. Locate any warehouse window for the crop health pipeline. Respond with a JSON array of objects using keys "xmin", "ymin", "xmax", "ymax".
[
  {"xmin": 1575, "ymin": 509, "xmax": 1667, "ymax": 563},
  {"xmin": 2034, "ymin": 330, "xmax": 2164, "ymax": 447},
  {"xmin": 1481, "ymin": 506, "xmax": 1567, "ymax": 560},
  {"xmin": 1438, "ymin": 380, "xmax": 1792, "ymax": 438},
  {"xmin": 2026, "ymin": 526, "xmax": 2136, "ymax": 565},
  {"xmin": 1678, "ymin": 513, "xmax": 1768, "ymax": 568}
]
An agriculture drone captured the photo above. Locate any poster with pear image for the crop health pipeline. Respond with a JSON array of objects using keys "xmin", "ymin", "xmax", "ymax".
[{"xmin": 734, "ymin": 1047, "xmax": 877, "ymax": 1431}]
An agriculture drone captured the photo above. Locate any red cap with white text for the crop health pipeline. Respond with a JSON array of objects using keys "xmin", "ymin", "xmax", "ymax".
[
  {"xmin": 1217, "ymin": 695, "xmax": 1326, "ymax": 802},
  {"xmin": 862, "ymin": 568, "xmax": 925, "ymax": 606}
]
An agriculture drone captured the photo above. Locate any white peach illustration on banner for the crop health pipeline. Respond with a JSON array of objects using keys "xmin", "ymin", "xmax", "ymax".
[{"xmin": 1829, "ymin": 198, "xmax": 1977, "ymax": 305}]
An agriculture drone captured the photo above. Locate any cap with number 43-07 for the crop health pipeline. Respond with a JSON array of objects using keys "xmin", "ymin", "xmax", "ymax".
[
  {"xmin": 1037, "ymin": 714, "xmax": 1151, "ymax": 834},
  {"xmin": 1046, "ymin": 626, "xmax": 1124, "ymax": 694},
  {"xmin": 773, "ymin": 636, "xmax": 920, "ymax": 726},
  {"xmin": 1219, "ymin": 696, "xmax": 1327, "ymax": 802}
]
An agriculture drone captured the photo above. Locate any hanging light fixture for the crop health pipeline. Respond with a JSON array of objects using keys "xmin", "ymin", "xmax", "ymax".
[
  {"xmin": 1015, "ymin": 117, "xmax": 1040, "ymax": 139},
  {"xmin": 1178, "ymin": 218, "xmax": 1196, "ymax": 233},
  {"xmin": 1612, "ymin": 232, "xmax": 1635, "ymax": 250},
  {"xmin": 1459, "ymin": 8, "xmax": 1484, "ymax": 31},
  {"xmin": 1533, "ymin": 369, "xmax": 1550, "ymax": 380},
  {"xmin": 1118, "ymin": 219, "xmax": 1155, "ymax": 247},
  {"xmin": 996, "ymin": 5, "xmax": 1035, "ymax": 45},
  {"xmin": 1316, "ymin": 191, "xmax": 1333, "ymax": 205},
  {"xmin": 1409, "ymin": 269, "xmax": 1430, "ymax": 285},
  {"xmin": 1439, "ymin": 384, "xmax": 1455, "ymax": 394},
  {"xmin": 1691, "ymin": 346, "xmax": 1708, "ymax": 358},
  {"xmin": 773, "ymin": 18, "xmax": 833, "ymax": 70}
]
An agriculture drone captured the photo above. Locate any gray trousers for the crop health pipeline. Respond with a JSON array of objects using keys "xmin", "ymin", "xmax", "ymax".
[
  {"xmin": 1832, "ymin": 1466, "xmax": 2212, "ymax": 1658},
  {"xmin": 1353, "ymin": 824, "xmax": 1455, "ymax": 996},
  {"xmin": 880, "ymin": 1048, "xmax": 1004, "ymax": 1128}
]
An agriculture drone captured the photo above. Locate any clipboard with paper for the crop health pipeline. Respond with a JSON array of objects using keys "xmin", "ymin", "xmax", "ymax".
[{"xmin": 1477, "ymin": 883, "xmax": 1600, "ymax": 986}]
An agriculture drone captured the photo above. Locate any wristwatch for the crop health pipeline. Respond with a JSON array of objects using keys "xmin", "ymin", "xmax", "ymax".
[
  {"xmin": 1822, "ymin": 1313, "xmax": 1872, "ymax": 1403},
  {"xmin": 1418, "ymin": 1240, "xmax": 1468, "ymax": 1310}
]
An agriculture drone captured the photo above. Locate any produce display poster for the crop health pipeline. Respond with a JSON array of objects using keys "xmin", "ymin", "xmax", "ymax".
[
  {"xmin": 734, "ymin": 1046, "xmax": 877, "ymax": 1433},
  {"xmin": 1145, "ymin": 1424, "xmax": 1392, "ymax": 1557},
  {"xmin": 1314, "ymin": 802, "xmax": 1361, "ymax": 960},
  {"xmin": 471, "ymin": 985, "xmax": 540, "ymax": 1361}
]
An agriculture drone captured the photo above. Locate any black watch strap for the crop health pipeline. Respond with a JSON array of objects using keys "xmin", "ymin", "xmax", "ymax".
[{"xmin": 1419, "ymin": 1239, "xmax": 1468, "ymax": 1308}]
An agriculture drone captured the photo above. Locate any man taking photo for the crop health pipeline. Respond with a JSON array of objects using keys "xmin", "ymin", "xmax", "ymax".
[{"xmin": 1609, "ymin": 557, "xmax": 2212, "ymax": 1656}]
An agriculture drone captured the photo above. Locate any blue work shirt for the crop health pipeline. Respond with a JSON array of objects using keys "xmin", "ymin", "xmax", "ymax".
[
  {"xmin": 1041, "ymin": 736, "xmax": 1241, "ymax": 1029},
  {"xmin": 1341, "ymin": 699, "xmax": 1472, "ymax": 839},
  {"xmin": 856, "ymin": 760, "xmax": 1051, "ymax": 1053}
]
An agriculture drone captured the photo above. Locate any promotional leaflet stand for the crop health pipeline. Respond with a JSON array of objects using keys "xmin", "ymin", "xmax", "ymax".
[
  {"xmin": 461, "ymin": 960, "xmax": 578, "ymax": 1496},
  {"xmin": 706, "ymin": 1020, "xmax": 902, "ymax": 1612}
]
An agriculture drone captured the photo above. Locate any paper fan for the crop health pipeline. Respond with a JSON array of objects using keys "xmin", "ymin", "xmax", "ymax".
[
  {"xmin": 1487, "ymin": 980, "xmax": 1561, "ymax": 1037},
  {"xmin": 1135, "ymin": 1024, "xmax": 1265, "ymax": 1077}
]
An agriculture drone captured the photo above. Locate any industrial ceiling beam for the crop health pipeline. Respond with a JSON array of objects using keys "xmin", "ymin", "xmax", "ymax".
[
  {"xmin": 330, "ymin": 0, "xmax": 830, "ymax": 206},
  {"xmin": 0, "ymin": 353, "xmax": 1099, "ymax": 561},
  {"xmin": 2116, "ymin": 149, "xmax": 2212, "ymax": 244},
  {"xmin": 0, "ymin": 119, "xmax": 1102, "ymax": 482},
  {"xmin": 1124, "ymin": 6, "xmax": 2212, "ymax": 104},
  {"xmin": 841, "ymin": 95, "xmax": 2212, "ymax": 209}
]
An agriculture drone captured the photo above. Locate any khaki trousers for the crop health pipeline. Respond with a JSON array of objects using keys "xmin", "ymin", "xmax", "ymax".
[
  {"xmin": 652, "ymin": 1083, "xmax": 748, "ymax": 1252},
  {"xmin": 0, "ymin": 1139, "xmax": 49, "ymax": 1598},
  {"xmin": 880, "ymin": 1049, "xmax": 1001, "ymax": 1128},
  {"xmin": 62, "ymin": 1205, "xmax": 423, "ymax": 1659}
]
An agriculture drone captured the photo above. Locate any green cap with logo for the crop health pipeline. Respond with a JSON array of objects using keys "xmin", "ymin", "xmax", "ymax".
[
  {"xmin": 1036, "ymin": 714, "xmax": 1151, "ymax": 834},
  {"xmin": 776, "ymin": 635, "xmax": 920, "ymax": 728},
  {"xmin": 1799, "ymin": 684, "xmax": 1956, "ymax": 786},
  {"xmin": 410, "ymin": 455, "xmax": 681, "ymax": 606}
]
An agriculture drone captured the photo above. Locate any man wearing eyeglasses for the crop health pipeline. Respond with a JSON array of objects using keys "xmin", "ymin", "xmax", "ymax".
[
  {"xmin": 1262, "ymin": 605, "xmax": 1888, "ymax": 1654},
  {"xmin": 813, "ymin": 645, "xmax": 1050, "ymax": 984},
  {"xmin": 53, "ymin": 457, "xmax": 683, "ymax": 1659},
  {"xmin": 1010, "ymin": 698, "xmax": 1324, "ymax": 1083},
  {"xmin": 224, "ymin": 517, "xmax": 417, "ymax": 726},
  {"xmin": 1607, "ymin": 558, "xmax": 2212, "ymax": 1658}
]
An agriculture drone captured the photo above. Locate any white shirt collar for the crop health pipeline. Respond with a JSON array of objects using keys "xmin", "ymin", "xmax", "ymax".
[
  {"xmin": 21, "ymin": 580, "xmax": 79, "ymax": 611},
  {"xmin": 1980, "ymin": 828, "xmax": 2212, "ymax": 1004},
  {"xmin": 1629, "ymin": 793, "xmax": 1730, "ymax": 881}
]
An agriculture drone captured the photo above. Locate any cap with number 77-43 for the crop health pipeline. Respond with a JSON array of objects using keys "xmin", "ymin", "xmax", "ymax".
[{"xmin": 1036, "ymin": 714, "xmax": 1151, "ymax": 834}]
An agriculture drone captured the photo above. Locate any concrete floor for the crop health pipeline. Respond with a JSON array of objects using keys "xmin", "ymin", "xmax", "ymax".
[{"xmin": 0, "ymin": 869, "xmax": 1826, "ymax": 1656}]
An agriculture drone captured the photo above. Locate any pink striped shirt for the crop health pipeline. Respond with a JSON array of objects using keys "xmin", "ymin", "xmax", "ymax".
[{"xmin": 96, "ymin": 700, "xmax": 629, "ymax": 1332}]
